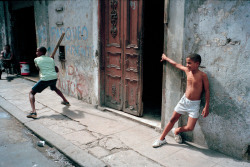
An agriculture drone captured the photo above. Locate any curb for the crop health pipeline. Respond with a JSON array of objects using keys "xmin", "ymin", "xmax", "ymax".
[{"xmin": 0, "ymin": 96, "xmax": 107, "ymax": 167}]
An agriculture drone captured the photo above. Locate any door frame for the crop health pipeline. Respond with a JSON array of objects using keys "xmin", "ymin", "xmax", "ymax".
[{"xmin": 98, "ymin": 0, "xmax": 144, "ymax": 116}]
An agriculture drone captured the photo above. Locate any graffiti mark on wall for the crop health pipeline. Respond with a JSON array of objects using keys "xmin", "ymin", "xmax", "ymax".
[
  {"xmin": 50, "ymin": 26, "xmax": 88, "ymax": 41},
  {"xmin": 66, "ymin": 45, "xmax": 94, "ymax": 58},
  {"xmin": 48, "ymin": 44, "xmax": 94, "ymax": 58},
  {"xmin": 47, "ymin": 26, "xmax": 93, "ymax": 58},
  {"xmin": 57, "ymin": 65, "xmax": 93, "ymax": 100}
]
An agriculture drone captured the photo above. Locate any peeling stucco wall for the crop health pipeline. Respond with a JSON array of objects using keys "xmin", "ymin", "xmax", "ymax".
[
  {"xmin": 0, "ymin": 1, "xmax": 10, "ymax": 49},
  {"xmin": 162, "ymin": 0, "xmax": 185, "ymax": 128},
  {"xmin": 34, "ymin": 1, "xmax": 50, "ymax": 49},
  {"xmin": 34, "ymin": 1, "xmax": 50, "ymax": 48},
  {"xmin": 34, "ymin": 0, "xmax": 99, "ymax": 104},
  {"xmin": 0, "ymin": 2, "xmax": 5, "ymax": 50},
  {"xmin": 185, "ymin": 0, "xmax": 250, "ymax": 159},
  {"xmin": 164, "ymin": 0, "xmax": 250, "ymax": 159}
]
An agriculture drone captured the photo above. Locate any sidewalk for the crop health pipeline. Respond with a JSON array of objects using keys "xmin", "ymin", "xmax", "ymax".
[{"xmin": 0, "ymin": 74, "xmax": 248, "ymax": 167}]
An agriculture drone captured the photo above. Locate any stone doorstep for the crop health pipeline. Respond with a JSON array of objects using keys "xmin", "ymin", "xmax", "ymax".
[{"xmin": 98, "ymin": 106, "xmax": 162, "ymax": 132}]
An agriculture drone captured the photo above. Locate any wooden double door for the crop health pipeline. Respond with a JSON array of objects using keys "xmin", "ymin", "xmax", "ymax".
[{"xmin": 102, "ymin": 0, "xmax": 143, "ymax": 116}]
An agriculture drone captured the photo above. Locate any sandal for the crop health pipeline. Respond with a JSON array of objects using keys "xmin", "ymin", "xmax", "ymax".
[
  {"xmin": 27, "ymin": 112, "xmax": 37, "ymax": 119},
  {"xmin": 61, "ymin": 101, "xmax": 70, "ymax": 106}
]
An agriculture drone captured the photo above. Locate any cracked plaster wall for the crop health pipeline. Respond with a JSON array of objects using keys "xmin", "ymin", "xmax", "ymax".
[
  {"xmin": 0, "ymin": 1, "xmax": 11, "ymax": 50},
  {"xmin": 164, "ymin": 0, "xmax": 249, "ymax": 160},
  {"xmin": 0, "ymin": 2, "xmax": 5, "ymax": 50},
  {"xmin": 34, "ymin": 0, "xmax": 99, "ymax": 105},
  {"xmin": 163, "ymin": 0, "xmax": 186, "ymax": 130}
]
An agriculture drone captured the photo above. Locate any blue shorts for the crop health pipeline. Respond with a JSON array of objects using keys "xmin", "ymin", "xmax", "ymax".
[{"xmin": 32, "ymin": 79, "xmax": 57, "ymax": 93}]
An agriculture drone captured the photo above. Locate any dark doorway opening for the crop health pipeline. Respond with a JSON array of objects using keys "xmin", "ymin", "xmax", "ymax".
[
  {"xmin": 143, "ymin": 0, "xmax": 164, "ymax": 121},
  {"xmin": 12, "ymin": 7, "xmax": 37, "ymax": 75}
]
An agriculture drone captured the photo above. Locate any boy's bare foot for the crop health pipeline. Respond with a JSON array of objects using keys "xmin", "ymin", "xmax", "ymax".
[{"xmin": 172, "ymin": 128, "xmax": 182, "ymax": 144}]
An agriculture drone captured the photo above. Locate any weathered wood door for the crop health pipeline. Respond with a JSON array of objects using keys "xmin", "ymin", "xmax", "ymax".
[{"xmin": 103, "ymin": 0, "xmax": 143, "ymax": 116}]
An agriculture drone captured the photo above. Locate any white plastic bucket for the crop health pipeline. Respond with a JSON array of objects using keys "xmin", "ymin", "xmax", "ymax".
[{"xmin": 20, "ymin": 62, "xmax": 30, "ymax": 75}]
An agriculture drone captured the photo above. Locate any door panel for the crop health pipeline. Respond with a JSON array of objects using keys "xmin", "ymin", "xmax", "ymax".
[
  {"xmin": 104, "ymin": 0, "xmax": 143, "ymax": 116},
  {"xmin": 126, "ymin": 0, "xmax": 140, "ymax": 48},
  {"xmin": 107, "ymin": 0, "xmax": 122, "ymax": 47},
  {"xmin": 104, "ymin": 0, "xmax": 123, "ymax": 110},
  {"xmin": 123, "ymin": 0, "xmax": 143, "ymax": 116}
]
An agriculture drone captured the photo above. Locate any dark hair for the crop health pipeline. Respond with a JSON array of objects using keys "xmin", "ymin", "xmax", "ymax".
[
  {"xmin": 5, "ymin": 44, "xmax": 10, "ymax": 48},
  {"xmin": 187, "ymin": 53, "xmax": 201, "ymax": 64},
  {"xmin": 38, "ymin": 47, "xmax": 47, "ymax": 55}
]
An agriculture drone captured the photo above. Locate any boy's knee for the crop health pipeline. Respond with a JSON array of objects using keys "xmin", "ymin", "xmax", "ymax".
[
  {"xmin": 30, "ymin": 90, "xmax": 36, "ymax": 95},
  {"xmin": 53, "ymin": 87, "xmax": 59, "ymax": 92}
]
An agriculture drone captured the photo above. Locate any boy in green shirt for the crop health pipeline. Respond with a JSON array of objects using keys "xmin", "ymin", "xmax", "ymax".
[{"xmin": 27, "ymin": 47, "xmax": 70, "ymax": 119}]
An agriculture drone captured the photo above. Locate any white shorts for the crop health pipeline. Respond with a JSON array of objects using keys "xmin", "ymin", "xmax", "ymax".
[{"xmin": 174, "ymin": 94, "xmax": 201, "ymax": 118}]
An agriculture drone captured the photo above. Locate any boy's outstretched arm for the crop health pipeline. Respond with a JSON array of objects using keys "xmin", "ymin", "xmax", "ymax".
[
  {"xmin": 161, "ymin": 53, "xmax": 187, "ymax": 71},
  {"xmin": 201, "ymin": 73, "xmax": 210, "ymax": 118}
]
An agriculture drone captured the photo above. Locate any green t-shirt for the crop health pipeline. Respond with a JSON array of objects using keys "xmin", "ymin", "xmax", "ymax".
[{"xmin": 34, "ymin": 55, "xmax": 57, "ymax": 81}]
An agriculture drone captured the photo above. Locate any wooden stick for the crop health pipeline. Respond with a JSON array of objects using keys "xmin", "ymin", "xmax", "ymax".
[{"xmin": 50, "ymin": 32, "xmax": 65, "ymax": 59}]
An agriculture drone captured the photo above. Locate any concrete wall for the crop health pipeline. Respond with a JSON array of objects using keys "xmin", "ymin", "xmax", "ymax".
[
  {"xmin": 34, "ymin": 1, "xmax": 50, "ymax": 48},
  {"xmin": 162, "ymin": 0, "xmax": 185, "ymax": 128},
  {"xmin": 164, "ymin": 0, "xmax": 250, "ymax": 159},
  {"xmin": 34, "ymin": 0, "xmax": 99, "ymax": 104},
  {"xmin": 0, "ymin": 1, "xmax": 11, "ymax": 50},
  {"xmin": 0, "ymin": 2, "xmax": 5, "ymax": 50}
]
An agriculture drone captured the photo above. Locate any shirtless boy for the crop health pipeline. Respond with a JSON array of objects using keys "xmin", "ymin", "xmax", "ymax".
[{"xmin": 152, "ymin": 53, "xmax": 210, "ymax": 147}]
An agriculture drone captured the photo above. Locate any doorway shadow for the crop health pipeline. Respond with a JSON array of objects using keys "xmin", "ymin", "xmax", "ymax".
[{"xmin": 142, "ymin": 0, "xmax": 164, "ymax": 122}]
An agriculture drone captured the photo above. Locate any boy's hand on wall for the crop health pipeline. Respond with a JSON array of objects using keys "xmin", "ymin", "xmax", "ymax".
[
  {"xmin": 161, "ymin": 53, "xmax": 167, "ymax": 62},
  {"xmin": 201, "ymin": 108, "xmax": 209, "ymax": 118}
]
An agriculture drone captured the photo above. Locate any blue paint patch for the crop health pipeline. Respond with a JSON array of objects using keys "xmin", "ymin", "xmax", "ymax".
[{"xmin": 50, "ymin": 26, "xmax": 88, "ymax": 41}]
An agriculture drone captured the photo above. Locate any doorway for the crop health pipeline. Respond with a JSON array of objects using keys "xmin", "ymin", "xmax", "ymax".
[
  {"xmin": 102, "ymin": 0, "xmax": 143, "ymax": 116},
  {"xmin": 100, "ymin": 0, "xmax": 164, "ymax": 121},
  {"xmin": 142, "ymin": 0, "xmax": 164, "ymax": 121},
  {"xmin": 12, "ymin": 7, "xmax": 37, "ymax": 75}
]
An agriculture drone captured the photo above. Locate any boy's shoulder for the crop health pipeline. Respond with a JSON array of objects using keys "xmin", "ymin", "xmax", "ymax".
[
  {"xmin": 34, "ymin": 56, "xmax": 50, "ymax": 62},
  {"xmin": 200, "ymin": 70, "xmax": 207, "ymax": 76},
  {"xmin": 199, "ymin": 70, "xmax": 208, "ymax": 81},
  {"xmin": 35, "ymin": 55, "xmax": 51, "ymax": 59}
]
